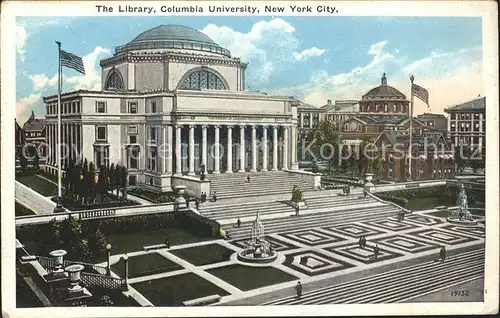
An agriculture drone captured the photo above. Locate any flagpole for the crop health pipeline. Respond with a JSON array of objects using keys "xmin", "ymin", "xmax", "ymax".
[
  {"xmin": 409, "ymin": 75, "xmax": 415, "ymax": 181},
  {"xmin": 55, "ymin": 41, "xmax": 63, "ymax": 211}
]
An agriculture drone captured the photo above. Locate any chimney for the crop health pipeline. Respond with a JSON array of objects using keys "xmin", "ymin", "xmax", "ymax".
[
  {"xmin": 381, "ymin": 73, "xmax": 387, "ymax": 85},
  {"xmin": 327, "ymin": 99, "xmax": 332, "ymax": 106}
]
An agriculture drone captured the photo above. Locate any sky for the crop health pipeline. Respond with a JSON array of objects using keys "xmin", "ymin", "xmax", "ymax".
[{"xmin": 15, "ymin": 16, "xmax": 483, "ymax": 124}]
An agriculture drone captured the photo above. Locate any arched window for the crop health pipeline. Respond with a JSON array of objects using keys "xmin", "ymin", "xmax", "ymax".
[
  {"xmin": 105, "ymin": 70, "xmax": 125, "ymax": 91},
  {"xmin": 178, "ymin": 69, "xmax": 228, "ymax": 90}
]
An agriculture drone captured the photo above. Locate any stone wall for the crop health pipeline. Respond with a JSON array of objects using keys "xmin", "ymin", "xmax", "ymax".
[
  {"xmin": 15, "ymin": 181, "xmax": 56, "ymax": 215},
  {"xmin": 171, "ymin": 175, "xmax": 210, "ymax": 198}
]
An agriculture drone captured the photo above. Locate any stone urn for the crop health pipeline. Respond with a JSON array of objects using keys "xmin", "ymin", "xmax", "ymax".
[
  {"xmin": 173, "ymin": 185, "xmax": 187, "ymax": 211},
  {"xmin": 49, "ymin": 249, "xmax": 67, "ymax": 275}
]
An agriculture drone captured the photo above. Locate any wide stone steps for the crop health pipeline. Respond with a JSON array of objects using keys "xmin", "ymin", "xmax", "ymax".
[
  {"xmin": 202, "ymin": 195, "xmax": 375, "ymax": 222},
  {"xmin": 226, "ymin": 205, "xmax": 396, "ymax": 240},
  {"xmin": 261, "ymin": 248, "xmax": 484, "ymax": 305}
]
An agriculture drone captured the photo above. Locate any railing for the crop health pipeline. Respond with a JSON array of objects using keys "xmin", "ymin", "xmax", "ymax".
[
  {"xmin": 79, "ymin": 209, "xmax": 116, "ymax": 220},
  {"xmin": 366, "ymin": 191, "xmax": 411, "ymax": 213},
  {"xmin": 81, "ymin": 272, "xmax": 126, "ymax": 290},
  {"xmin": 36, "ymin": 256, "xmax": 56, "ymax": 274},
  {"xmin": 63, "ymin": 260, "xmax": 108, "ymax": 276}
]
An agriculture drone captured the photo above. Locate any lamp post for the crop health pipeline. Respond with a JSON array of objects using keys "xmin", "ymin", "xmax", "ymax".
[
  {"xmin": 106, "ymin": 243, "xmax": 112, "ymax": 275},
  {"xmin": 122, "ymin": 254, "xmax": 129, "ymax": 287}
]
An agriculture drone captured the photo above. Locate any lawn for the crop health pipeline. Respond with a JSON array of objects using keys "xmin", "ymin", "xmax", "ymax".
[
  {"xmin": 406, "ymin": 197, "xmax": 445, "ymax": 211},
  {"xmin": 111, "ymin": 253, "xmax": 183, "ymax": 278},
  {"xmin": 16, "ymin": 174, "xmax": 59, "ymax": 197},
  {"xmin": 106, "ymin": 228, "xmax": 214, "ymax": 256},
  {"xmin": 206, "ymin": 264, "xmax": 298, "ymax": 291},
  {"xmin": 132, "ymin": 273, "xmax": 229, "ymax": 306},
  {"xmin": 85, "ymin": 287, "xmax": 140, "ymax": 307},
  {"xmin": 170, "ymin": 243, "xmax": 234, "ymax": 266},
  {"xmin": 15, "ymin": 201, "xmax": 35, "ymax": 216}
]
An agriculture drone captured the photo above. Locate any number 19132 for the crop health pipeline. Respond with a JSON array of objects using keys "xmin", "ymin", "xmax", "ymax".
[{"xmin": 451, "ymin": 290, "xmax": 469, "ymax": 297}]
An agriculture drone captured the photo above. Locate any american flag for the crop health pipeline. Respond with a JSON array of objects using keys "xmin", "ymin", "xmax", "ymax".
[
  {"xmin": 61, "ymin": 50, "xmax": 85, "ymax": 75},
  {"xmin": 412, "ymin": 83, "xmax": 429, "ymax": 106}
]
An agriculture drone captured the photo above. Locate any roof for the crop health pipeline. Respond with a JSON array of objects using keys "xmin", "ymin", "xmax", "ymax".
[
  {"xmin": 352, "ymin": 115, "xmax": 408, "ymax": 125},
  {"xmin": 115, "ymin": 25, "xmax": 230, "ymax": 57},
  {"xmin": 417, "ymin": 113, "xmax": 446, "ymax": 119},
  {"xmin": 23, "ymin": 117, "xmax": 46, "ymax": 131},
  {"xmin": 445, "ymin": 96, "xmax": 486, "ymax": 112},
  {"xmin": 362, "ymin": 73, "xmax": 406, "ymax": 99},
  {"xmin": 297, "ymin": 101, "xmax": 320, "ymax": 110},
  {"xmin": 377, "ymin": 130, "xmax": 446, "ymax": 146}
]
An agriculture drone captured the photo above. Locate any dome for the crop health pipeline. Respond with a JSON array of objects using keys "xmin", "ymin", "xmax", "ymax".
[
  {"xmin": 362, "ymin": 73, "xmax": 406, "ymax": 99},
  {"xmin": 115, "ymin": 25, "xmax": 231, "ymax": 57}
]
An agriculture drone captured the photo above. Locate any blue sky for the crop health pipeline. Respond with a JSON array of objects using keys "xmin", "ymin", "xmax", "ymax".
[{"xmin": 16, "ymin": 16, "xmax": 483, "ymax": 123}]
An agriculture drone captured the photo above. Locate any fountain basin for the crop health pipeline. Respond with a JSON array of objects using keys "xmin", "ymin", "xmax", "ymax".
[
  {"xmin": 446, "ymin": 217, "xmax": 478, "ymax": 226},
  {"xmin": 237, "ymin": 249, "xmax": 278, "ymax": 264}
]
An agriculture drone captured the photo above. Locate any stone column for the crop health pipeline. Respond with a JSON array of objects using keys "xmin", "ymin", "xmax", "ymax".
[
  {"xmin": 239, "ymin": 125, "xmax": 246, "ymax": 172},
  {"xmin": 291, "ymin": 125, "xmax": 298, "ymax": 170},
  {"xmin": 78, "ymin": 124, "xmax": 83, "ymax": 163},
  {"xmin": 309, "ymin": 113, "xmax": 313, "ymax": 128},
  {"xmin": 251, "ymin": 125, "xmax": 257, "ymax": 172},
  {"xmin": 213, "ymin": 125, "xmax": 220, "ymax": 174},
  {"xmin": 261, "ymin": 125, "xmax": 268, "ymax": 171},
  {"xmin": 201, "ymin": 125, "xmax": 208, "ymax": 169},
  {"xmin": 283, "ymin": 126, "xmax": 289, "ymax": 170},
  {"xmin": 479, "ymin": 113, "xmax": 483, "ymax": 150},
  {"xmin": 227, "ymin": 126, "xmax": 233, "ymax": 173},
  {"xmin": 161, "ymin": 126, "xmax": 167, "ymax": 174},
  {"xmin": 300, "ymin": 113, "xmax": 304, "ymax": 128},
  {"xmin": 175, "ymin": 125, "xmax": 182, "ymax": 175},
  {"xmin": 272, "ymin": 126, "xmax": 278, "ymax": 171},
  {"xmin": 188, "ymin": 125, "xmax": 195, "ymax": 175},
  {"xmin": 166, "ymin": 125, "xmax": 173, "ymax": 174}
]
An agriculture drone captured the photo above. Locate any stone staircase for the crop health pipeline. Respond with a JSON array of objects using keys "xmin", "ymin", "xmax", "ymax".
[
  {"xmin": 226, "ymin": 205, "xmax": 397, "ymax": 241},
  {"xmin": 208, "ymin": 171, "xmax": 314, "ymax": 200}
]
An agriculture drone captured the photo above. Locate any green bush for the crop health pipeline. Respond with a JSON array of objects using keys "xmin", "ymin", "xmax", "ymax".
[{"xmin": 291, "ymin": 184, "xmax": 303, "ymax": 202}]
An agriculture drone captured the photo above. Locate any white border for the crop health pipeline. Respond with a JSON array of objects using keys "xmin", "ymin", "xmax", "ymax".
[{"xmin": 1, "ymin": 1, "xmax": 498, "ymax": 316}]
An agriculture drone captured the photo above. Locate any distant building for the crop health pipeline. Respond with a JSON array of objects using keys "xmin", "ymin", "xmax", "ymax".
[
  {"xmin": 444, "ymin": 96, "xmax": 486, "ymax": 154},
  {"xmin": 417, "ymin": 113, "xmax": 448, "ymax": 137},
  {"xmin": 23, "ymin": 111, "xmax": 46, "ymax": 151},
  {"xmin": 15, "ymin": 119, "xmax": 25, "ymax": 149},
  {"xmin": 374, "ymin": 130, "xmax": 454, "ymax": 182}
]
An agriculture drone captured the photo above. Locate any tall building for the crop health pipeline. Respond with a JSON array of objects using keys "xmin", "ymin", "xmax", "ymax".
[
  {"xmin": 417, "ymin": 113, "xmax": 448, "ymax": 137},
  {"xmin": 22, "ymin": 111, "xmax": 46, "ymax": 156},
  {"xmin": 43, "ymin": 25, "xmax": 299, "ymax": 191},
  {"xmin": 445, "ymin": 96, "xmax": 486, "ymax": 154}
]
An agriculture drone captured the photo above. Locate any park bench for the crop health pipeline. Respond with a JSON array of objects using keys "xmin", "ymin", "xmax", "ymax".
[
  {"xmin": 183, "ymin": 294, "xmax": 221, "ymax": 306},
  {"xmin": 143, "ymin": 244, "xmax": 167, "ymax": 252}
]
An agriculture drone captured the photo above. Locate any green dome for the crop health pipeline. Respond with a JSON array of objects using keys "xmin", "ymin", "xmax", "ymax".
[{"xmin": 115, "ymin": 24, "xmax": 231, "ymax": 57}]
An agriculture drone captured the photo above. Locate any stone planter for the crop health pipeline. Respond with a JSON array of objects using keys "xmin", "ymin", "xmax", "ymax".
[{"xmin": 365, "ymin": 173, "xmax": 375, "ymax": 187}]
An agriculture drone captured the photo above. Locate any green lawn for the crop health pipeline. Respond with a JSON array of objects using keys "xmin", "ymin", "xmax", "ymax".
[
  {"xmin": 15, "ymin": 202, "xmax": 35, "ymax": 216},
  {"xmin": 106, "ymin": 228, "xmax": 214, "ymax": 256},
  {"xmin": 170, "ymin": 243, "xmax": 234, "ymax": 266},
  {"xmin": 406, "ymin": 197, "xmax": 445, "ymax": 211},
  {"xmin": 16, "ymin": 174, "xmax": 59, "ymax": 197},
  {"xmin": 206, "ymin": 264, "xmax": 298, "ymax": 291},
  {"xmin": 132, "ymin": 273, "xmax": 229, "ymax": 306},
  {"xmin": 111, "ymin": 253, "xmax": 183, "ymax": 278}
]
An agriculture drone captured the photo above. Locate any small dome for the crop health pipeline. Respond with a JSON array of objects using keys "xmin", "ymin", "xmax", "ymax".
[{"xmin": 115, "ymin": 24, "xmax": 230, "ymax": 57}]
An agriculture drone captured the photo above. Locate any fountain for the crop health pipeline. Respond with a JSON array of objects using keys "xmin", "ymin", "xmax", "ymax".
[
  {"xmin": 237, "ymin": 211, "xmax": 278, "ymax": 264},
  {"xmin": 446, "ymin": 183, "xmax": 478, "ymax": 226}
]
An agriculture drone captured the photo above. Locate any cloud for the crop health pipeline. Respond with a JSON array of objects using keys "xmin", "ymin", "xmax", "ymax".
[
  {"xmin": 274, "ymin": 41, "xmax": 482, "ymax": 115},
  {"xmin": 201, "ymin": 18, "xmax": 314, "ymax": 86},
  {"xmin": 16, "ymin": 94, "xmax": 41, "ymax": 124},
  {"xmin": 16, "ymin": 25, "xmax": 27, "ymax": 61},
  {"xmin": 293, "ymin": 47, "xmax": 326, "ymax": 61}
]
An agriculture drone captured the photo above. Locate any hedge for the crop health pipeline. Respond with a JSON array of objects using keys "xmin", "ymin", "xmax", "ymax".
[
  {"xmin": 129, "ymin": 188, "xmax": 176, "ymax": 204},
  {"xmin": 374, "ymin": 194, "xmax": 409, "ymax": 208}
]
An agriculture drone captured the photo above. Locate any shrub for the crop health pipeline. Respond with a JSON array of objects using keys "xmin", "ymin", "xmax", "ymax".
[{"xmin": 291, "ymin": 184, "xmax": 303, "ymax": 202}]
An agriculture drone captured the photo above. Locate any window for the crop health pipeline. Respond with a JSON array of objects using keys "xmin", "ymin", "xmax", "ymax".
[
  {"xmin": 128, "ymin": 102, "xmax": 138, "ymax": 114},
  {"xmin": 150, "ymin": 150, "xmax": 157, "ymax": 172},
  {"xmin": 178, "ymin": 69, "xmax": 228, "ymax": 90},
  {"xmin": 150, "ymin": 127, "xmax": 157, "ymax": 142},
  {"xmin": 128, "ymin": 125, "xmax": 138, "ymax": 134},
  {"xmin": 129, "ymin": 147, "xmax": 139, "ymax": 169},
  {"xmin": 96, "ymin": 126, "xmax": 107, "ymax": 141},
  {"xmin": 105, "ymin": 70, "xmax": 124, "ymax": 90},
  {"xmin": 96, "ymin": 101, "xmax": 106, "ymax": 113},
  {"xmin": 151, "ymin": 101, "xmax": 157, "ymax": 113},
  {"xmin": 451, "ymin": 113, "xmax": 456, "ymax": 119},
  {"xmin": 129, "ymin": 135, "xmax": 137, "ymax": 144},
  {"xmin": 72, "ymin": 101, "xmax": 76, "ymax": 113}
]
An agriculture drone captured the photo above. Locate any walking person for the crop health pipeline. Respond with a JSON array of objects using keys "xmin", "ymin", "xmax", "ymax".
[
  {"xmin": 361, "ymin": 236, "xmax": 367, "ymax": 249},
  {"xmin": 247, "ymin": 175, "xmax": 251, "ymax": 183},
  {"xmin": 295, "ymin": 281, "xmax": 303, "ymax": 299},
  {"xmin": 363, "ymin": 189, "xmax": 367, "ymax": 197},
  {"xmin": 373, "ymin": 244, "xmax": 380, "ymax": 260},
  {"xmin": 440, "ymin": 246, "xmax": 447, "ymax": 262},
  {"xmin": 295, "ymin": 204, "xmax": 300, "ymax": 216},
  {"xmin": 165, "ymin": 238, "xmax": 170, "ymax": 249},
  {"xmin": 195, "ymin": 199, "xmax": 200, "ymax": 210},
  {"xmin": 212, "ymin": 192, "xmax": 217, "ymax": 203},
  {"xmin": 236, "ymin": 217, "xmax": 241, "ymax": 228},
  {"xmin": 358, "ymin": 236, "xmax": 363, "ymax": 249},
  {"xmin": 401, "ymin": 210, "xmax": 405, "ymax": 221}
]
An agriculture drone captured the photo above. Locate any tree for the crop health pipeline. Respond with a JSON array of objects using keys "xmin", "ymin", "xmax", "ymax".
[
  {"xmin": 454, "ymin": 145, "xmax": 470, "ymax": 172},
  {"xmin": 88, "ymin": 227, "xmax": 107, "ymax": 259},
  {"xmin": 113, "ymin": 165, "xmax": 121, "ymax": 197},
  {"xmin": 307, "ymin": 120, "xmax": 342, "ymax": 170},
  {"xmin": 33, "ymin": 148, "xmax": 40, "ymax": 170},
  {"xmin": 120, "ymin": 166, "xmax": 128, "ymax": 199},
  {"xmin": 87, "ymin": 162, "xmax": 96, "ymax": 204},
  {"xmin": 97, "ymin": 165, "xmax": 108, "ymax": 201},
  {"xmin": 109, "ymin": 164, "xmax": 116, "ymax": 195},
  {"xmin": 18, "ymin": 148, "xmax": 28, "ymax": 171}
]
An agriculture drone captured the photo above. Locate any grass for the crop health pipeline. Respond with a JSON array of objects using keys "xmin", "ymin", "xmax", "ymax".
[
  {"xmin": 406, "ymin": 197, "xmax": 445, "ymax": 211},
  {"xmin": 206, "ymin": 264, "xmax": 298, "ymax": 291},
  {"xmin": 132, "ymin": 273, "xmax": 229, "ymax": 306},
  {"xmin": 111, "ymin": 253, "xmax": 183, "ymax": 278},
  {"xmin": 106, "ymin": 228, "xmax": 214, "ymax": 256},
  {"xmin": 170, "ymin": 243, "xmax": 234, "ymax": 266},
  {"xmin": 86, "ymin": 287, "xmax": 140, "ymax": 307},
  {"xmin": 15, "ymin": 201, "xmax": 35, "ymax": 216},
  {"xmin": 16, "ymin": 174, "xmax": 59, "ymax": 197}
]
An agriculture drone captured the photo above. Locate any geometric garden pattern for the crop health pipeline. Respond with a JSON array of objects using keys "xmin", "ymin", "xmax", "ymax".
[
  {"xmin": 322, "ymin": 223, "xmax": 387, "ymax": 238},
  {"xmin": 370, "ymin": 235, "xmax": 441, "ymax": 253}
]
